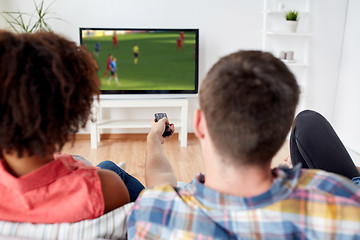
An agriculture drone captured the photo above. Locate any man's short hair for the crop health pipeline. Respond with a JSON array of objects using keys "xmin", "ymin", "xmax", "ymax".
[{"xmin": 199, "ymin": 51, "xmax": 299, "ymax": 165}]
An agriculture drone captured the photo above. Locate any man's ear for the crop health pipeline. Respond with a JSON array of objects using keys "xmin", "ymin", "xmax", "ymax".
[{"xmin": 193, "ymin": 109, "xmax": 205, "ymax": 139}]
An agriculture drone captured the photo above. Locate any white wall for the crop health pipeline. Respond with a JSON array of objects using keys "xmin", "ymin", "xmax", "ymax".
[
  {"xmin": 305, "ymin": 0, "xmax": 348, "ymax": 121},
  {"xmin": 333, "ymin": 0, "xmax": 360, "ymax": 156},
  {"xmin": 51, "ymin": 0, "xmax": 264, "ymax": 71},
  {"xmin": 1, "ymin": 0, "xmax": 357, "ymax": 141},
  {"xmin": 1, "ymin": 0, "xmax": 264, "ymax": 133},
  {"xmin": 0, "ymin": 1, "xmax": 12, "ymax": 29}
]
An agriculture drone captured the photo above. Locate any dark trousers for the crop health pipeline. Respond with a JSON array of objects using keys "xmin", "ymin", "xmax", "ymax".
[
  {"xmin": 290, "ymin": 110, "xmax": 360, "ymax": 179},
  {"xmin": 97, "ymin": 161, "xmax": 145, "ymax": 202}
]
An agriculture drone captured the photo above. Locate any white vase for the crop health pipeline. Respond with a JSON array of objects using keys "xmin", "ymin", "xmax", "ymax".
[{"xmin": 286, "ymin": 21, "xmax": 298, "ymax": 33}]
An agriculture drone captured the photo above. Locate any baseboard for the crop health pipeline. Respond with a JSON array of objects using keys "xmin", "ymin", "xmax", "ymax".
[
  {"xmin": 74, "ymin": 133, "xmax": 197, "ymax": 140},
  {"xmin": 74, "ymin": 133, "xmax": 147, "ymax": 140}
]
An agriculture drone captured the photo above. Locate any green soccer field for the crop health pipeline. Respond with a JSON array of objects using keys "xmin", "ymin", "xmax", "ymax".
[{"xmin": 82, "ymin": 31, "xmax": 197, "ymax": 90}]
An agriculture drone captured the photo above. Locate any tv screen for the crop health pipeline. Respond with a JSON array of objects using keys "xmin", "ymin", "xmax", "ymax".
[{"xmin": 79, "ymin": 28, "xmax": 199, "ymax": 96}]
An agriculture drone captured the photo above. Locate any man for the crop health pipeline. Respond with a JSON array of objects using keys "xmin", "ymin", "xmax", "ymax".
[
  {"xmin": 127, "ymin": 51, "xmax": 360, "ymax": 239},
  {"xmin": 180, "ymin": 31, "xmax": 185, "ymax": 40},
  {"xmin": 112, "ymin": 32, "xmax": 118, "ymax": 49},
  {"xmin": 104, "ymin": 54, "xmax": 113, "ymax": 78},
  {"xmin": 176, "ymin": 36, "xmax": 183, "ymax": 51},
  {"xmin": 133, "ymin": 43, "xmax": 139, "ymax": 65},
  {"xmin": 94, "ymin": 41, "xmax": 100, "ymax": 57},
  {"xmin": 107, "ymin": 57, "xmax": 118, "ymax": 85}
]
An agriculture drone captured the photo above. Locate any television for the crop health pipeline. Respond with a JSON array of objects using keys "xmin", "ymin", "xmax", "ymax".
[{"xmin": 79, "ymin": 28, "xmax": 199, "ymax": 98}]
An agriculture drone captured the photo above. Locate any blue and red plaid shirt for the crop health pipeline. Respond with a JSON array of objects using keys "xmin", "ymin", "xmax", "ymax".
[{"xmin": 127, "ymin": 164, "xmax": 360, "ymax": 239}]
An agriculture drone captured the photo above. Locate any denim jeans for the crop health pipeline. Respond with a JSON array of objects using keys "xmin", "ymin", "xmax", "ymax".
[{"xmin": 97, "ymin": 161, "xmax": 145, "ymax": 202}]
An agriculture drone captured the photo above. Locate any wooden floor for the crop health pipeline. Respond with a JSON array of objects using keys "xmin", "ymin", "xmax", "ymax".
[{"xmin": 63, "ymin": 133, "xmax": 290, "ymax": 186}]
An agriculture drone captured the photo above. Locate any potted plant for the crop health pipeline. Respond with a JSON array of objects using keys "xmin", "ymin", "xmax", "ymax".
[
  {"xmin": 285, "ymin": 10, "xmax": 299, "ymax": 33},
  {"xmin": 1, "ymin": 0, "xmax": 62, "ymax": 33}
]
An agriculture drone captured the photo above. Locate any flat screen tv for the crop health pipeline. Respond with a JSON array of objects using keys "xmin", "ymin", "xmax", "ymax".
[{"xmin": 79, "ymin": 28, "xmax": 199, "ymax": 98}]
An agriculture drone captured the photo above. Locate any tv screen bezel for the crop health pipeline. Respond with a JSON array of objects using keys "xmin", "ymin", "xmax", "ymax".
[{"xmin": 79, "ymin": 27, "xmax": 199, "ymax": 97}]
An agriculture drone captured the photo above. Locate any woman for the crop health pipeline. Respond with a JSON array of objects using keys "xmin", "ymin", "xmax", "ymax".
[{"xmin": 0, "ymin": 31, "xmax": 144, "ymax": 223}]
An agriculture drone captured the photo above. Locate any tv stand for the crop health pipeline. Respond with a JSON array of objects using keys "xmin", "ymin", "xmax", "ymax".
[{"xmin": 90, "ymin": 99, "xmax": 189, "ymax": 148}]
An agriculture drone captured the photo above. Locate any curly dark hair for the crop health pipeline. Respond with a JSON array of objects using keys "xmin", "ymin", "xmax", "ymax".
[{"xmin": 0, "ymin": 31, "xmax": 100, "ymax": 158}]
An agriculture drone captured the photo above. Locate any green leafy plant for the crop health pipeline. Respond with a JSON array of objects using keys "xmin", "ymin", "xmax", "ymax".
[
  {"xmin": 285, "ymin": 10, "xmax": 299, "ymax": 21},
  {"xmin": 1, "ymin": 0, "xmax": 62, "ymax": 33}
]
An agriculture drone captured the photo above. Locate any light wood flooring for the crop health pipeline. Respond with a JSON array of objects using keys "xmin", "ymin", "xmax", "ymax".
[{"xmin": 63, "ymin": 133, "xmax": 290, "ymax": 186}]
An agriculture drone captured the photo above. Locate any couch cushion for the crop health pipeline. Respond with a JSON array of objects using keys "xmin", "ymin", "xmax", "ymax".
[{"xmin": 0, "ymin": 203, "xmax": 133, "ymax": 240}]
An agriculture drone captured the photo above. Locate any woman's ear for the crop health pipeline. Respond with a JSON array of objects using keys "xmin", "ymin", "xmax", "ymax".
[{"xmin": 193, "ymin": 109, "xmax": 205, "ymax": 139}]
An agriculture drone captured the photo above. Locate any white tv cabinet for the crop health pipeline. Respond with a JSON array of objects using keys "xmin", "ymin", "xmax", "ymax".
[{"xmin": 90, "ymin": 99, "xmax": 189, "ymax": 149}]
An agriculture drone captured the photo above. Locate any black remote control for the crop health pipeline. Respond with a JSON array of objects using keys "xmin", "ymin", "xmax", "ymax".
[{"xmin": 154, "ymin": 113, "xmax": 172, "ymax": 137}]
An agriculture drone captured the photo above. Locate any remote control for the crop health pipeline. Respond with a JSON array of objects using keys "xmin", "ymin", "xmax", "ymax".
[{"xmin": 154, "ymin": 113, "xmax": 172, "ymax": 137}]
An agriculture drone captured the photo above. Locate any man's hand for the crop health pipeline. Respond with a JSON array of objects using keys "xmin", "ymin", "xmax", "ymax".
[{"xmin": 148, "ymin": 117, "xmax": 175, "ymax": 144}]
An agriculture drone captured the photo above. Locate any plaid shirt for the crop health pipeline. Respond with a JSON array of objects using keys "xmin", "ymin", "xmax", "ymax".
[{"xmin": 127, "ymin": 165, "xmax": 360, "ymax": 239}]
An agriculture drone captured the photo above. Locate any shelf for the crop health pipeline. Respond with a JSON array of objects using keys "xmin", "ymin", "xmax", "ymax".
[
  {"xmin": 263, "ymin": 0, "xmax": 311, "ymax": 111},
  {"xmin": 96, "ymin": 119, "xmax": 182, "ymax": 129},
  {"xmin": 265, "ymin": 10, "xmax": 310, "ymax": 15},
  {"xmin": 90, "ymin": 98, "xmax": 189, "ymax": 148},
  {"xmin": 265, "ymin": 31, "xmax": 311, "ymax": 37},
  {"xmin": 281, "ymin": 60, "xmax": 309, "ymax": 67}
]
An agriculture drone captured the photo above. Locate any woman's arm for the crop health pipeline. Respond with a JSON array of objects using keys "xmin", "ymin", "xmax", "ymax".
[{"xmin": 97, "ymin": 169, "xmax": 130, "ymax": 213}]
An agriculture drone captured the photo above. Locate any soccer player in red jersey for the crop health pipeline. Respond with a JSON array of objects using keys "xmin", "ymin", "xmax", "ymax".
[
  {"xmin": 112, "ymin": 32, "xmax": 118, "ymax": 49},
  {"xmin": 176, "ymin": 37, "xmax": 183, "ymax": 52},
  {"xmin": 104, "ymin": 54, "xmax": 113, "ymax": 77}
]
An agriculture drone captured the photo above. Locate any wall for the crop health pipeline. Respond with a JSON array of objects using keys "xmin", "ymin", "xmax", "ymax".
[
  {"xmin": 0, "ymin": 1, "xmax": 11, "ymax": 29},
  {"xmin": 333, "ymin": 0, "xmax": 360, "ymax": 159},
  {"xmin": 1, "ymin": 0, "xmax": 264, "ymax": 133},
  {"xmin": 1, "ymin": 0, "xmax": 356, "ymax": 141},
  {"xmin": 305, "ymin": 0, "xmax": 348, "ymax": 121}
]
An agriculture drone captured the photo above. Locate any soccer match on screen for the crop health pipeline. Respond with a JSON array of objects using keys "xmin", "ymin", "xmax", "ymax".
[{"xmin": 81, "ymin": 30, "xmax": 197, "ymax": 91}]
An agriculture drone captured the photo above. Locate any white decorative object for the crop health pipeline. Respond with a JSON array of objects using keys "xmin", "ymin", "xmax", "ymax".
[
  {"xmin": 286, "ymin": 21, "xmax": 299, "ymax": 32},
  {"xmin": 279, "ymin": 51, "xmax": 286, "ymax": 59},
  {"xmin": 286, "ymin": 51, "xmax": 294, "ymax": 60}
]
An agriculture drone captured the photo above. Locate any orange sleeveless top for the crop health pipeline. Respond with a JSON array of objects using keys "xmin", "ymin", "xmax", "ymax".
[{"xmin": 0, "ymin": 153, "xmax": 104, "ymax": 223}]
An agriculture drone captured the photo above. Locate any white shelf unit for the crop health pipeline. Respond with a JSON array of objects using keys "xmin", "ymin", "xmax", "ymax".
[
  {"xmin": 265, "ymin": 10, "xmax": 309, "ymax": 15},
  {"xmin": 90, "ymin": 98, "xmax": 189, "ymax": 149},
  {"xmin": 262, "ymin": 0, "xmax": 311, "ymax": 111},
  {"xmin": 265, "ymin": 31, "xmax": 311, "ymax": 37}
]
